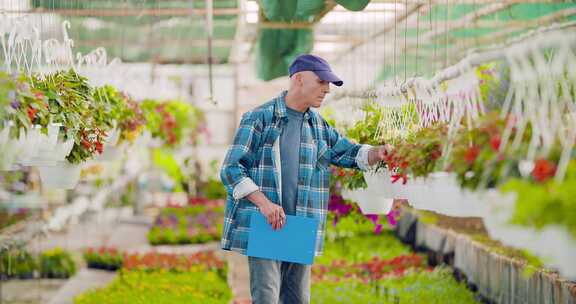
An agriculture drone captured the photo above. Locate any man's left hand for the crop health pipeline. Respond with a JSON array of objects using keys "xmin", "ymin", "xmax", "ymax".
[{"xmin": 367, "ymin": 144, "xmax": 393, "ymax": 166}]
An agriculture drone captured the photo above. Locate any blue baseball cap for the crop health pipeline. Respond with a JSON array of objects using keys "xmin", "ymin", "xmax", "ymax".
[{"xmin": 288, "ymin": 54, "xmax": 343, "ymax": 86}]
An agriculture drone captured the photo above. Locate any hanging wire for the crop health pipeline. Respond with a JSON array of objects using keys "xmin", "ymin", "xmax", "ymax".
[
  {"xmin": 444, "ymin": 0, "xmax": 449, "ymax": 68},
  {"xmin": 404, "ymin": 0, "xmax": 408, "ymax": 83},
  {"xmin": 393, "ymin": 1, "xmax": 397, "ymax": 83},
  {"xmin": 429, "ymin": 0, "xmax": 435, "ymax": 77},
  {"xmin": 415, "ymin": 4, "xmax": 420, "ymax": 77}
]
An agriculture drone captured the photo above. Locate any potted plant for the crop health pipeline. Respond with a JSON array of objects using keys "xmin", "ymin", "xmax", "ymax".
[
  {"xmin": 39, "ymin": 247, "xmax": 77, "ymax": 279},
  {"xmin": 141, "ymin": 99, "xmax": 203, "ymax": 148},
  {"xmin": 1, "ymin": 248, "xmax": 37, "ymax": 280}
]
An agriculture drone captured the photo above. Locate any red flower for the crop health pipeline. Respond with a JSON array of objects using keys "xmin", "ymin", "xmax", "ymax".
[
  {"xmin": 531, "ymin": 159, "xmax": 556, "ymax": 183},
  {"xmin": 95, "ymin": 142, "xmax": 103, "ymax": 154},
  {"xmin": 27, "ymin": 106, "xmax": 38, "ymax": 121},
  {"xmin": 464, "ymin": 145, "xmax": 480, "ymax": 165},
  {"xmin": 81, "ymin": 139, "xmax": 92, "ymax": 150},
  {"xmin": 430, "ymin": 149, "xmax": 441, "ymax": 160},
  {"xmin": 399, "ymin": 161, "xmax": 409, "ymax": 170},
  {"xmin": 489, "ymin": 135, "xmax": 501, "ymax": 151},
  {"xmin": 34, "ymin": 92, "xmax": 44, "ymax": 100},
  {"xmin": 391, "ymin": 173, "xmax": 407, "ymax": 185}
]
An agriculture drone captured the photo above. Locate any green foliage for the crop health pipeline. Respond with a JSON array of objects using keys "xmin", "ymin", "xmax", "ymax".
[
  {"xmin": 330, "ymin": 167, "xmax": 367, "ymax": 191},
  {"xmin": 141, "ymin": 99, "xmax": 203, "ymax": 148},
  {"xmin": 388, "ymin": 123, "xmax": 447, "ymax": 178},
  {"xmin": 74, "ymin": 269, "xmax": 231, "ymax": 304},
  {"xmin": 345, "ymin": 101, "xmax": 386, "ymax": 146},
  {"xmin": 148, "ymin": 204, "xmax": 224, "ymax": 245},
  {"xmin": 0, "ymin": 72, "xmax": 16, "ymax": 123},
  {"xmin": 152, "ymin": 148, "xmax": 185, "ymax": 192},
  {"xmin": 84, "ymin": 248, "xmax": 124, "ymax": 271},
  {"xmin": 0, "ymin": 248, "xmax": 36, "ymax": 279},
  {"xmin": 449, "ymin": 112, "xmax": 527, "ymax": 189},
  {"xmin": 500, "ymin": 160, "xmax": 576, "ymax": 239},
  {"xmin": 320, "ymin": 229, "xmax": 413, "ymax": 266},
  {"xmin": 312, "ymin": 268, "xmax": 479, "ymax": 304},
  {"xmin": 39, "ymin": 247, "xmax": 77, "ymax": 278},
  {"xmin": 31, "ymin": 70, "xmax": 110, "ymax": 164},
  {"xmin": 201, "ymin": 179, "xmax": 227, "ymax": 199}
]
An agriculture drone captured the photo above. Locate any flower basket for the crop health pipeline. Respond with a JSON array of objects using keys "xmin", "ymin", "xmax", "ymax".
[
  {"xmin": 0, "ymin": 126, "xmax": 21, "ymax": 170},
  {"xmin": 38, "ymin": 161, "xmax": 82, "ymax": 189},
  {"xmin": 22, "ymin": 124, "xmax": 68, "ymax": 166},
  {"xmin": 16, "ymin": 127, "xmax": 42, "ymax": 165},
  {"xmin": 341, "ymin": 188, "xmax": 393, "ymax": 215},
  {"xmin": 421, "ymin": 172, "xmax": 484, "ymax": 217},
  {"xmin": 482, "ymin": 190, "xmax": 576, "ymax": 279}
]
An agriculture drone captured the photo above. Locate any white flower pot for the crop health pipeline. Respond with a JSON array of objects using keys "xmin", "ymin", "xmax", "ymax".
[
  {"xmin": 38, "ymin": 161, "xmax": 82, "ymax": 189},
  {"xmin": 482, "ymin": 190, "xmax": 576, "ymax": 280},
  {"xmin": 421, "ymin": 172, "xmax": 483, "ymax": 217},
  {"xmin": 0, "ymin": 127, "xmax": 21, "ymax": 170},
  {"xmin": 22, "ymin": 124, "xmax": 63, "ymax": 166},
  {"xmin": 402, "ymin": 176, "xmax": 430, "ymax": 210},
  {"xmin": 341, "ymin": 188, "xmax": 393, "ymax": 215},
  {"xmin": 104, "ymin": 128, "xmax": 120, "ymax": 146},
  {"xmin": 96, "ymin": 143, "xmax": 125, "ymax": 161},
  {"xmin": 16, "ymin": 127, "xmax": 42, "ymax": 164}
]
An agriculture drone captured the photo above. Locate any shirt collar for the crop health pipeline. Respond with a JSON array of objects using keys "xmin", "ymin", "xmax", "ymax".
[{"xmin": 275, "ymin": 90, "xmax": 311, "ymax": 121}]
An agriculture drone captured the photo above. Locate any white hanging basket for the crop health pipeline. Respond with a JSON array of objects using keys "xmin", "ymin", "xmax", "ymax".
[
  {"xmin": 16, "ymin": 126, "xmax": 42, "ymax": 164},
  {"xmin": 401, "ymin": 176, "xmax": 430, "ymax": 210},
  {"xmin": 96, "ymin": 142, "xmax": 126, "ymax": 161},
  {"xmin": 38, "ymin": 161, "xmax": 82, "ymax": 189},
  {"xmin": 421, "ymin": 172, "xmax": 484, "ymax": 217},
  {"xmin": 104, "ymin": 128, "xmax": 120, "ymax": 146},
  {"xmin": 341, "ymin": 188, "xmax": 393, "ymax": 215},
  {"xmin": 0, "ymin": 126, "xmax": 21, "ymax": 170},
  {"xmin": 482, "ymin": 190, "xmax": 576, "ymax": 280},
  {"xmin": 22, "ymin": 124, "xmax": 64, "ymax": 166}
]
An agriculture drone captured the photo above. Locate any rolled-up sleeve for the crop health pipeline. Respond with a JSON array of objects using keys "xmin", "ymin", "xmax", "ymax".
[
  {"xmin": 220, "ymin": 113, "xmax": 262, "ymax": 200},
  {"xmin": 355, "ymin": 144, "xmax": 373, "ymax": 171}
]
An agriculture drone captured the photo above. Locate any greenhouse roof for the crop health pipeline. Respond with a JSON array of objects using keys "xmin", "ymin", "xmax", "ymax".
[{"xmin": 1, "ymin": 0, "xmax": 575, "ymax": 80}]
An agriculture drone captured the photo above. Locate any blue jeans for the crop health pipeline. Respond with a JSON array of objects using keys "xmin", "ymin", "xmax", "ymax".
[{"xmin": 248, "ymin": 256, "xmax": 311, "ymax": 304}]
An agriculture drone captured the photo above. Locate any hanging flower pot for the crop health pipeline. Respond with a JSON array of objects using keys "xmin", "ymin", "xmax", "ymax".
[
  {"xmin": 402, "ymin": 176, "xmax": 429, "ymax": 210},
  {"xmin": 104, "ymin": 127, "xmax": 120, "ymax": 146},
  {"xmin": 482, "ymin": 190, "xmax": 576, "ymax": 280},
  {"xmin": 38, "ymin": 161, "xmax": 82, "ymax": 189},
  {"xmin": 96, "ymin": 142, "xmax": 126, "ymax": 161},
  {"xmin": 341, "ymin": 188, "xmax": 393, "ymax": 215},
  {"xmin": 16, "ymin": 126, "xmax": 42, "ymax": 165},
  {"xmin": 0, "ymin": 126, "xmax": 21, "ymax": 170},
  {"xmin": 22, "ymin": 124, "xmax": 63, "ymax": 166},
  {"xmin": 422, "ymin": 172, "xmax": 485, "ymax": 217}
]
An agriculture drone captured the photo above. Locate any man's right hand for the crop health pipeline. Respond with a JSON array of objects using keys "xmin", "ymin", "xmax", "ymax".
[
  {"xmin": 257, "ymin": 201, "xmax": 286, "ymax": 230},
  {"xmin": 246, "ymin": 191, "xmax": 286, "ymax": 230}
]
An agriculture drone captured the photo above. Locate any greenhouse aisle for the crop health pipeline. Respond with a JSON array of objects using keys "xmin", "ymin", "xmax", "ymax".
[{"xmin": 2, "ymin": 0, "xmax": 576, "ymax": 303}]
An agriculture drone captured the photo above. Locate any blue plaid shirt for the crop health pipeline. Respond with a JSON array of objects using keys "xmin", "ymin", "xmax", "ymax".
[{"xmin": 220, "ymin": 91, "xmax": 370, "ymax": 256}]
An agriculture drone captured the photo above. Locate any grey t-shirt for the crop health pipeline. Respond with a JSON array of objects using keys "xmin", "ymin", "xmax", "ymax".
[{"xmin": 280, "ymin": 107, "xmax": 304, "ymax": 215}]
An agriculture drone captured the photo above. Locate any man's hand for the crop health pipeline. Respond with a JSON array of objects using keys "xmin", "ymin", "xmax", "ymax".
[
  {"xmin": 391, "ymin": 199, "xmax": 409, "ymax": 213},
  {"xmin": 368, "ymin": 144, "xmax": 393, "ymax": 166},
  {"xmin": 246, "ymin": 191, "xmax": 286, "ymax": 230},
  {"xmin": 258, "ymin": 201, "xmax": 286, "ymax": 230}
]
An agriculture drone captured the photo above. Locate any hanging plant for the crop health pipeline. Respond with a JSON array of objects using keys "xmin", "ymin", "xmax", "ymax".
[
  {"xmin": 141, "ymin": 99, "xmax": 203, "ymax": 148},
  {"xmin": 31, "ymin": 70, "xmax": 118, "ymax": 164},
  {"xmin": 93, "ymin": 85, "xmax": 145, "ymax": 144},
  {"xmin": 4, "ymin": 73, "xmax": 50, "ymax": 138}
]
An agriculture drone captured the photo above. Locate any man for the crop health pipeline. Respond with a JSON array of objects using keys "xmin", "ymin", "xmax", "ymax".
[{"xmin": 220, "ymin": 54, "xmax": 403, "ymax": 304}]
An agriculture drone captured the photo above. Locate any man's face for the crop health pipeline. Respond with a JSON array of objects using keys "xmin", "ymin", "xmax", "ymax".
[{"xmin": 298, "ymin": 71, "xmax": 330, "ymax": 108}]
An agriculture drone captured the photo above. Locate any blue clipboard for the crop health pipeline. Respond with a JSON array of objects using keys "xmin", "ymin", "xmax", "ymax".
[{"xmin": 246, "ymin": 212, "xmax": 319, "ymax": 265}]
